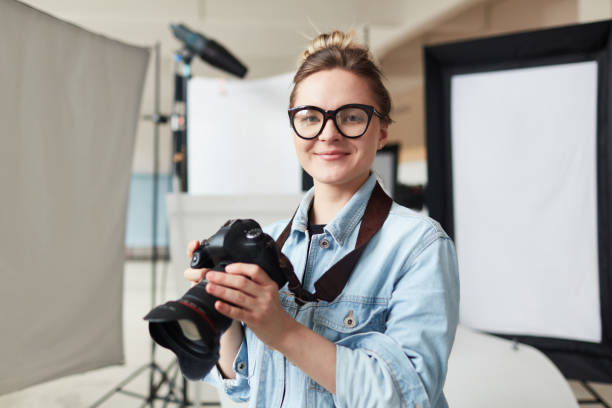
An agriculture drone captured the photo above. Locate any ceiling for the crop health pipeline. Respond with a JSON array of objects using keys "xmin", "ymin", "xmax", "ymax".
[
  {"xmin": 17, "ymin": 0, "xmax": 482, "ymax": 79},
  {"xmin": 14, "ymin": 0, "xmax": 488, "ymax": 171}
]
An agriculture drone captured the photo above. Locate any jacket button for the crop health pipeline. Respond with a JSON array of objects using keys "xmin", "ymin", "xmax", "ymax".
[
  {"xmin": 344, "ymin": 310, "xmax": 356, "ymax": 328},
  {"xmin": 320, "ymin": 239, "xmax": 330, "ymax": 248}
]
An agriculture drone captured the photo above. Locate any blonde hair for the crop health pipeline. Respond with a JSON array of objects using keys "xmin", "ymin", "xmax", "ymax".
[
  {"xmin": 290, "ymin": 30, "xmax": 392, "ymax": 123},
  {"xmin": 300, "ymin": 31, "xmax": 359, "ymax": 63}
]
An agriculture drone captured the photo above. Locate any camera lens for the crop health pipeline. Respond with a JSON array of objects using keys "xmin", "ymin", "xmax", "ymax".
[{"xmin": 178, "ymin": 319, "xmax": 203, "ymax": 341}]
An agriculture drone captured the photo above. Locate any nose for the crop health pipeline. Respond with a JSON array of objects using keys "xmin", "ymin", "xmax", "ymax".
[{"xmin": 318, "ymin": 117, "xmax": 341, "ymax": 142}]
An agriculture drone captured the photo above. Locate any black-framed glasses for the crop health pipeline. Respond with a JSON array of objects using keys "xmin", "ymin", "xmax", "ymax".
[{"xmin": 288, "ymin": 103, "xmax": 384, "ymax": 139}]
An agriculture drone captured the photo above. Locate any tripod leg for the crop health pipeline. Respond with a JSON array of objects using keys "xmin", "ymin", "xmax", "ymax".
[
  {"xmin": 89, "ymin": 363, "xmax": 151, "ymax": 407},
  {"xmin": 578, "ymin": 381, "xmax": 611, "ymax": 408},
  {"xmin": 161, "ymin": 362, "xmax": 182, "ymax": 408},
  {"xmin": 183, "ymin": 377, "xmax": 189, "ymax": 408},
  {"xmin": 194, "ymin": 379, "xmax": 201, "ymax": 408}
]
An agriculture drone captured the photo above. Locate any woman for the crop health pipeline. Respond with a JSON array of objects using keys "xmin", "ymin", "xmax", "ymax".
[{"xmin": 185, "ymin": 31, "xmax": 459, "ymax": 408}]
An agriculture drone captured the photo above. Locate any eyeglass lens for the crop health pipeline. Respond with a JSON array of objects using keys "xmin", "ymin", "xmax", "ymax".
[{"xmin": 293, "ymin": 106, "xmax": 370, "ymax": 138}]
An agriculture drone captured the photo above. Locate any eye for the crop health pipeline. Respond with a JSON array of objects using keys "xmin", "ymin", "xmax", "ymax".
[
  {"xmin": 295, "ymin": 109, "xmax": 321, "ymax": 125},
  {"xmin": 345, "ymin": 114, "xmax": 364, "ymax": 123},
  {"xmin": 302, "ymin": 115, "xmax": 320, "ymax": 123},
  {"xmin": 338, "ymin": 108, "xmax": 367, "ymax": 125}
]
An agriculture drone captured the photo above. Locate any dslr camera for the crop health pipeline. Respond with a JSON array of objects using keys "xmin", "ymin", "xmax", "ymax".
[{"xmin": 144, "ymin": 219, "xmax": 292, "ymax": 380}]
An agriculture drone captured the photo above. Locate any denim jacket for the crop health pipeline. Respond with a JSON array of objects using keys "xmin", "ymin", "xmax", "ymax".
[{"xmin": 203, "ymin": 173, "xmax": 460, "ymax": 407}]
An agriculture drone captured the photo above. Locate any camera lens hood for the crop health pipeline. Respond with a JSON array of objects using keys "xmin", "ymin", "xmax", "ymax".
[{"xmin": 144, "ymin": 300, "xmax": 220, "ymax": 380}]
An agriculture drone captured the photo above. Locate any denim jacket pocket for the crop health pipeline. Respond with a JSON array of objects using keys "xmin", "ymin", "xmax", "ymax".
[
  {"xmin": 308, "ymin": 296, "xmax": 388, "ymax": 397},
  {"xmin": 313, "ymin": 296, "xmax": 388, "ymax": 340}
]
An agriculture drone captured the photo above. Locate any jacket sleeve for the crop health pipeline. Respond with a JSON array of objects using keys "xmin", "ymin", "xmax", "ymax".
[
  {"xmin": 332, "ymin": 236, "xmax": 460, "ymax": 408},
  {"xmin": 202, "ymin": 330, "xmax": 251, "ymax": 402}
]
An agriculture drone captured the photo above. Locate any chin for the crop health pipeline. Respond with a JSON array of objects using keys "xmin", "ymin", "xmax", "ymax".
[{"xmin": 311, "ymin": 170, "xmax": 369, "ymax": 189}]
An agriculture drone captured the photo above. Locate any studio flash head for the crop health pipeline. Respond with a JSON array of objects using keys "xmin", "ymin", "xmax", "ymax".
[
  {"xmin": 170, "ymin": 23, "xmax": 247, "ymax": 78},
  {"xmin": 143, "ymin": 219, "xmax": 291, "ymax": 380}
]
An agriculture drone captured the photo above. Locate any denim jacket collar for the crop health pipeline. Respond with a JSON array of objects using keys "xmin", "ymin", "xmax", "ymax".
[{"xmin": 291, "ymin": 173, "xmax": 378, "ymax": 247}]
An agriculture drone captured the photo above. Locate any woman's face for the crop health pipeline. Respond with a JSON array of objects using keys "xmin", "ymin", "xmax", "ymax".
[{"xmin": 291, "ymin": 68, "xmax": 388, "ymax": 193}]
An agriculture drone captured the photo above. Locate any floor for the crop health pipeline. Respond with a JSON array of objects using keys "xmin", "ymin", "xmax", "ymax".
[
  {"xmin": 0, "ymin": 261, "xmax": 611, "ymax": 408},
  {"xmin": 0, "ymin": 261, "xmax": 225, "ymax": 408},
  {"xmin": 569, "ymin": 381, "xmax": 612, "ymax": 408}
]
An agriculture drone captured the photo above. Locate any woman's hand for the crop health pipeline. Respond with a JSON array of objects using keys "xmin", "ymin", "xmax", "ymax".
[
  {"xmin": 203, "ymin": 259, "xmax": 337, "ymax": 393},
  {"xmin": 183, "ymin": 240, "xmax": 209, "ymax": 287},
  {"xmin": 204, "ymin": 262, "xmax": 297, "ymax": 350},
  {"xmin": 208, "ymin": 262, "xmax": 337, "ymax": 393}
]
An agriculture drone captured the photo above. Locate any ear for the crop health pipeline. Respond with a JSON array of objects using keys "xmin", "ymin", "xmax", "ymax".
[{"xmin": 377, "ymin": 121, "xmax": 389, "ymax": 150}]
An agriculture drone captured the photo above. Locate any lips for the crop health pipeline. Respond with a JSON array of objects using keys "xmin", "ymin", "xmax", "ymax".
[{"xmin": 315, "ymin": 151, "xmax": 349, "ymax": 160}]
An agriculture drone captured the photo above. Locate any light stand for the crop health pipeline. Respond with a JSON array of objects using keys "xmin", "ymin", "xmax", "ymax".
[
  {"xmin": 171, "ymin": 50, "xmax": 193, "ymax": 193},
  {"xmin": 92, "ymin": 23, "xmax": 247, "ymax": 406},
  {"xmin": 169, "ymin": 23, "xmax": 247, "ymax": 192},
  {"xmin": 90, "ymin": 42, "xmax": 217, "ymax": 408}
]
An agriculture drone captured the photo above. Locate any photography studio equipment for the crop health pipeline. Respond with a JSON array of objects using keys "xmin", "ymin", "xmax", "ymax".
[
  {"xmin": 0, "ymin": 0, "xmax": 149, "ymax": 397},
  {"xmin": 425, "ymin": 20, "xmax": 612, "ymax": 406},
  {"xmin": 91, "ymin": 42, "xmax": 184, "ymax": 408},
  {"xmin": 170, "ymin": 23, "xmax": 248, "ymax": 192},
  {"xmin": 171, "ymin": 53, "xmax": 188, "ymax": 192},
  {"xmin": 170, "ymin": 24, "xmax": 248, "ymax": 79},
  {"xmin": 93, "ymin": 42, "xmax": 227, "ymax": 408},
  {"xmin": 187, "ymin": 72, "xmax": 300, "ymax": 195},
  {"xmin": 144, "ymin": 219, "xmax": 292, "ymax": 380},
  {"xmin": 93, "ymin": 23, "xmax": 250, "ymax": 407}
]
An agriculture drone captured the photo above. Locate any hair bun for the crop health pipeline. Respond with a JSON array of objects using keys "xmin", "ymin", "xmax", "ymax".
[
  {"xmin": 290, "ymin": 30, "xmax": 392, "ymax": 123},
  {"xmin": 301, "ymin": 31, "xmax": 364, "ymax": 63}
]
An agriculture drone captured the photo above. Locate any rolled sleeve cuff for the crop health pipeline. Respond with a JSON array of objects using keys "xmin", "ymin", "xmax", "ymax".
[
  {"xmin": 202, "ymin": 338, "xmax": 250, "ymax": 402},
  {"xmin": 333, "ymin": 332, "xmax": 432, "ymax": 408}
]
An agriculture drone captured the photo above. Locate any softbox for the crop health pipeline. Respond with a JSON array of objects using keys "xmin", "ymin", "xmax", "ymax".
[
  {"xmin": 187, "ymin": 73, "xmax": 301, "ymax": 194},
  {"xmin": 425, "ymin": 21, "xmax": 612, "ymax": 382},
  {"xmin": 0, "ymin": 0, "xmax": 149, "ymax": 394}
]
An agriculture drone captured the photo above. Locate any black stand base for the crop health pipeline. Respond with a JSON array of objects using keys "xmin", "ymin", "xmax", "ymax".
[
  {"xmin": 89, "ymin": 359, "xmax": 220, "ymax": 407},
  {"xmin": 578, "ymin": 381, "xmax": 611, "ymax": 407}
]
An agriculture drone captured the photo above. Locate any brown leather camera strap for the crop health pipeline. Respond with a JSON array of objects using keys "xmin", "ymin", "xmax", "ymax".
[{"xmin": 275, "ymin": 182, "xmax": 392, "ymax": 304}]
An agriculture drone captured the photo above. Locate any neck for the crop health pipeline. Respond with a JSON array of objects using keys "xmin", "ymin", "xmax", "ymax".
[{"xmin": 309, "ymin": 174, "xmax": 370, "ymax": 225}]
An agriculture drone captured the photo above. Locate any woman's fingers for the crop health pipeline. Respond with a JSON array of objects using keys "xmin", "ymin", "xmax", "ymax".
[
  {"xmin": 186, "ymin": 240, "xmax": 200, "ymax": 258},
  {"xmin": 205, "ymin": 270, "xmax": 261, "ymax": 297},
  {"xmin": 203, "ymin": 263, "xmax": 289, "ymax": 347},
  {"xmin": 206, "ymin": 282, "xmax": 255, "ymax": 311},
  {"xmin": 184, "ymin": 267, "xmax": 208, "ymax": 283},
  {"xmin": 185, "ymin": 240, "xmax": 206, "ymax": 285},
  {"xmin": 214, "ymin": 300, "xmax": 246, "ymax": 321},
  {"xmin": 225, "ymin": 263, "xmax": 275, "ymax": 286}
]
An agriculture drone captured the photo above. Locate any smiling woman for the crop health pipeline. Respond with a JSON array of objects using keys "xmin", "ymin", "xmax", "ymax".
[
  {"xmin": 184, "ymin": 30, "xmax": 460, "ymax": 408},
  {"xmin": 290, "ymin": 69, "xmax": 388, "ymax": 213}
]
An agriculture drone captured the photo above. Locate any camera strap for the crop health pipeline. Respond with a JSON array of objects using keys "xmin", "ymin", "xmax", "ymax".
[{"xmin": 275, "ymin": 181, "xmax": 392, "ymax": 304}]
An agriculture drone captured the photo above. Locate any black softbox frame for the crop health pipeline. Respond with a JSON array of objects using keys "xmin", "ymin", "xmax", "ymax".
[{"xmin": 425, "ymin": 20, "xmax": 612, "ymax": 382}]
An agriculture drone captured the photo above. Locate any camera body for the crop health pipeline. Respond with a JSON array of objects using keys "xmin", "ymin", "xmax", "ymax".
[
  {"xmin": 144, "ymin": 219, "xmax": 291, "ymax": 380},
  {"xmin": 190, "ymin": 219, "xmax": 289, "ymax": 288}
]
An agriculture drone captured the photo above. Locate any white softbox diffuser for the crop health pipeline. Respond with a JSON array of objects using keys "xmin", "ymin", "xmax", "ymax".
[
  {"xmin": 0, "ymin": 0, "xmax": 149, "ymax": 394},
  {"xmin": 187, "ymin": 73, "xmax": 301, "ymax": 194},
  {"xmin": 425, "ymin": 21, "xmax": 612, "ymax": 382},
  {"xmin": 451, "ymin": 62, "xmax": 600, "ymax": 342}
]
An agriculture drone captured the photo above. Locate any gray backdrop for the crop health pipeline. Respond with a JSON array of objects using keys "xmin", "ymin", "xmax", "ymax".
[{"xmin": 0, "ymin": 0, "xmax": 149, "ymax": 394}]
